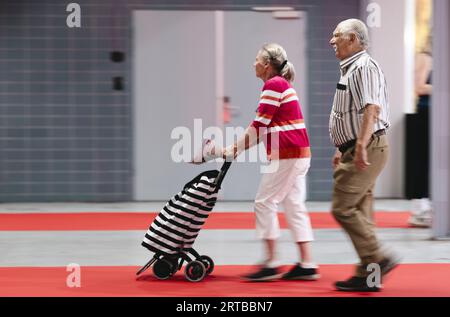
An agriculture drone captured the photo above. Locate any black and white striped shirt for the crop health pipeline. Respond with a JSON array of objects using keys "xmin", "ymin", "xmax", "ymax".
[{"xmin": 329, "ymin": 50, "xmax": 390, "ymax": 147}]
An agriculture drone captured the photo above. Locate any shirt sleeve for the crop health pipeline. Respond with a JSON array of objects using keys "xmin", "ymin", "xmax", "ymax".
[
  {"xmin": 350, "ymin": 66, "xmax": 383, "ymax": 111},
  {"xmin": 251, "ymin": 80, "xmax": 282, "ymax": 130}
]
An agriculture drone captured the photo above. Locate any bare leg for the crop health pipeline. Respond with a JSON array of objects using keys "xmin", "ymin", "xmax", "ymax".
[
  {"xmin": 298, "ymin": 241, "xmax": 313, "ymax": 264},
  {"xmin": 264, "ymin": 239, "xmax": 277, "ymax": 266}
]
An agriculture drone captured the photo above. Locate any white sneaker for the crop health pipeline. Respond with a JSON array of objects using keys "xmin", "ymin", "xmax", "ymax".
[{"xmin": 408, "ymin": 209, "xmax": 432, "ymax": 228}]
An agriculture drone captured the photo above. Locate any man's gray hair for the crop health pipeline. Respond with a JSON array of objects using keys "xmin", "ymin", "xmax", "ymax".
[{"xmin": 338, "ymin": 18, "xmax": 370, "ymax": 49}]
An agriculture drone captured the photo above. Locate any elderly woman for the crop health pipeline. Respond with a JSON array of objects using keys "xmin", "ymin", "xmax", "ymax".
[{"xmin": 217, "ymin": 43, "xmax": 319, "ymax": 282}]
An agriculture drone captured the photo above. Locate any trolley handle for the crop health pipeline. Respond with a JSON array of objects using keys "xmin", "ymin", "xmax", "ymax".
[{"xmin": 213, "ymin": 161, "xmax": 232, "ymax": 188}]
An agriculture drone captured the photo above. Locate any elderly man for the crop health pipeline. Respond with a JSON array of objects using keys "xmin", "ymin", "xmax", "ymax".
[{"xmin": 328, "ymin": 19, "xmax": 400, "ymax": 292}]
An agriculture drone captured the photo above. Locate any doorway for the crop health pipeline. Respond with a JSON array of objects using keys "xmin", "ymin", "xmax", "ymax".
[{"xmin": 133, "ymin": 10, "xmax": 308, "ymax": 200}]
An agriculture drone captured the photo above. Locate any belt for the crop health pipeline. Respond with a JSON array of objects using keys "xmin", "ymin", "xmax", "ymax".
[{"xmin": 338, "ymin": 129, "xmax": 386, "ymax": 154}]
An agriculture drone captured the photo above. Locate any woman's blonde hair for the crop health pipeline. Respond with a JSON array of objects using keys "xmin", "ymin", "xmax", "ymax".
[{"xmin": 259, "ymin": 43, "xmax": 295, "ymax": 82}]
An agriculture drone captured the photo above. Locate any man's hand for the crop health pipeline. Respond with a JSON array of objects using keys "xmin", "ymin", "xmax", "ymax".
[
  {"xmin": 353, "ymin": 104, "xmax": 379, "ymax": 171},
  {"xmin": 332, "ymin": 149, "xmax": 342, "ymax": 170},
  {"xmin": 354, "ymin": 143, "xmax": 371, "ymax": 171}
]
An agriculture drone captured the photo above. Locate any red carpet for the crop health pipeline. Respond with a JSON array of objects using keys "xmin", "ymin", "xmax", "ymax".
[
  {"xmin": 0, "ymin": 264, "xmax": 449, "ymax": 297},
  {"xmin": 0, "ymin": 212, "xmax": 410, "ymax": 231}
]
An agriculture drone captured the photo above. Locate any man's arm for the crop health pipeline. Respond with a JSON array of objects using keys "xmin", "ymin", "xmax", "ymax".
[{"xmin": 354, "ymin": 104, "xmax": 380, "ymax": 170}]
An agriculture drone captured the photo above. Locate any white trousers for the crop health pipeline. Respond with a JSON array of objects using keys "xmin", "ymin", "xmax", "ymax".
[{"xmin": 254, "ymin": 158, "xmax": 313, "ymax": 242}]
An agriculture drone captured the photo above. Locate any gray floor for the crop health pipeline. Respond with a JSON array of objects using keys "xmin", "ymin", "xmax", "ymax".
[
  {"xmin": 0, "ymin": 200, "xmax": 448, "ymax": 268},
  {"xmin": 0, "ymin": 228, "xmax": 448, "ymax": 267},
  {"xmin": 0, "ymin": 199, "xmax": 414, "ymax": 213}
]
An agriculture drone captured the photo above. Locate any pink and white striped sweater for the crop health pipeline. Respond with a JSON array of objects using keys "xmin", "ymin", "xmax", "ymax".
[{"xmin": 251, "ymin": 76, "xmax": 311, "ymax": 160}]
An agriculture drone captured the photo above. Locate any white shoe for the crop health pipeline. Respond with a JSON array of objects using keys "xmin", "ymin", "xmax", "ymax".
[{"xmin": 408, "ymin": 209, "xmax": 432, "ymax": 228}]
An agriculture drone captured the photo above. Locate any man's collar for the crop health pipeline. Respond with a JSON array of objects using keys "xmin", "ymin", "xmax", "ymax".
[{"xmin": 340, "ymin": 50, "xmax": 366, "ymax": 70}]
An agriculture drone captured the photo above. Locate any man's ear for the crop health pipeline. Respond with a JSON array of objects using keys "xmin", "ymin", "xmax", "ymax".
[{"xmin": 349, "ymin": 33, "xmax": 357, "ymax": 44}]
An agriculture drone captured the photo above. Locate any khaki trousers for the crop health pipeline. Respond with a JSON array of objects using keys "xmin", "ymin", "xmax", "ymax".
[{"xmin": 331, "ymin": 135, "xmax": 389, "ymax": 277}]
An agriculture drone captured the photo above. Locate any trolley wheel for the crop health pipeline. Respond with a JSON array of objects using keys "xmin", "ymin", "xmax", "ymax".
[
  {"xmin": 184, "ymin": 260, "xmax": 206, "ymax": 282},
  {"xmin": 164, "ymin": 256, "xmax": 179, "ymax": 274},
  {"xmin": 153, "ymin": 258, "xmax": 174, "ymax": 280},
  {"xmin": 199, "ymin": 255, "xmax": 214, "ymax": 275}
]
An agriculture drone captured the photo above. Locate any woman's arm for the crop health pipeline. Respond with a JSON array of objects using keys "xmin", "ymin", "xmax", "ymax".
[
  {"xmin": 222, "ymin": 125, "xmax": 261, "ymax": 159},
  {"xmin": 222, "ymin": 79, "xmax": 282, "ymax": 160},
  {"xmin": 415, "ymin": 53, "xmax": 432, "ymax": 96}
]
